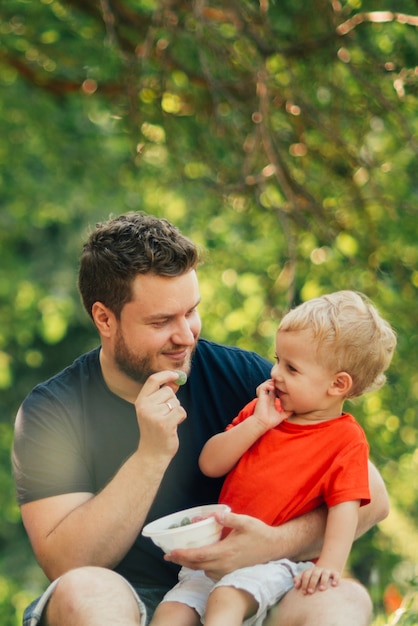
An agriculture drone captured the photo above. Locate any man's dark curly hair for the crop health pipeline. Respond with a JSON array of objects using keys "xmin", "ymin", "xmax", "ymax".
[{"xmin": 78, "ymin": 212, "xmax": 200, "ymax": 319}]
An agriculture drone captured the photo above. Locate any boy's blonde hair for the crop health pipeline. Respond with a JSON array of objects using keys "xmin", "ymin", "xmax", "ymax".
[{"xmin": 278, "ymin": 290, "xmax": 396, "ymax": 398}]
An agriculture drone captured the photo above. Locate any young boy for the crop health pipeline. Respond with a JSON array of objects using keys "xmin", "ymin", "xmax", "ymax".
[{"xmin": 149, "ymin": 290, "xmax": 396, "ymax": 626}]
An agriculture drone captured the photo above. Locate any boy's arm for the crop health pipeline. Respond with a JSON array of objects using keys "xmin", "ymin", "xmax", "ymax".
[
  {"xmin": 199, "ymin": 381, "xmax": 291, "ymax": 477},
  {"xmin": 294, "ymin": 500, "xmax": 360, "ymax": 594},
  {"xmin": 167, "ymin": 462, "xmax": 387, "ymax": 578},
  {"xmin": 199, "ymin": 417, "xmax": 268, "ymax": 477}
]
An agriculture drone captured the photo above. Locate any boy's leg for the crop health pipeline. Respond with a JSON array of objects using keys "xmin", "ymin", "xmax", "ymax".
[
  {"xmin": 204, "ymin": 586, "xmax": 258, "ymax": 626},
  {"xmin": 150, "ymin": 601, "xmax": 200, "ymax": 626},
  {"xmin": 264, "ymin": 578, "xmax": 372, "ymax": 626}
]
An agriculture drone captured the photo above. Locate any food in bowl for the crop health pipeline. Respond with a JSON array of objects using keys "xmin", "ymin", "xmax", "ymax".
[{"xmin": 142, "ymin": 504, "xmax": 230, "ymax": 554}]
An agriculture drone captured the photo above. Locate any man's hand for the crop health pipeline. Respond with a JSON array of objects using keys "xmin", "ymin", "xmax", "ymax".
[
  {"xmin": 165, "ymin": 511, "xmax": 275, "ymax": 580},
  {"xmin": 134, "ymin": 370, "xmax": 187, "ymax": 460}
]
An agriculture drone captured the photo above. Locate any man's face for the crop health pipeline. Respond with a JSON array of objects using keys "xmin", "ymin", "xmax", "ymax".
[{"xmin": 113, "ymin": 270, "xmax": 201, "ymax": 384}]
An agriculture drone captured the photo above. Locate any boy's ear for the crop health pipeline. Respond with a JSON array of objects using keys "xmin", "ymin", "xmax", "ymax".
[{"xmin": 328, "ymin": 371, "xmax": 353, "ymax": 397}]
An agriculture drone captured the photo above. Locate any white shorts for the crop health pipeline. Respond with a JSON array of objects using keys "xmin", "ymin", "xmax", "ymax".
[{"xmin": 161, "ymin": 559, "xmax": 313, "ymax": 625}]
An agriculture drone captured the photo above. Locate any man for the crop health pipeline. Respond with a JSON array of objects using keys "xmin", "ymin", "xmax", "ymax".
[{"xmin": 13, "ymin": 212, "xmax": 388, "ymax": 626}]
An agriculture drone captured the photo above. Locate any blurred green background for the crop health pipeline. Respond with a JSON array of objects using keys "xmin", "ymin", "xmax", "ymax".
[{"xmin": 0, "ymin": 1, "xmax": 417, "ymax": 624}]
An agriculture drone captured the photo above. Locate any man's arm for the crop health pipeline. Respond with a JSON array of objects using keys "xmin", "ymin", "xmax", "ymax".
[
  {"xmin": 20, "ymin": 371, "xmax": 185, "ymax": 581},
  {"xmin": 21, "ymin": 451, "xmax": 167, "ymax": 581},
  {"xmin": 282, "ymin": 459, "xmax": 389, "ymax": 562},
  {"xmin": 356, "ymin": 460, "xmax": 389, "ymax": 536},
  {"xmin": 166, "ymin": 460, "xmax": 389, "ymax": 578}
]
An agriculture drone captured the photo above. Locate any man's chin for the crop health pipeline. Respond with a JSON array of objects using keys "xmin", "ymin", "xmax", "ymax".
[{"xmin": 159, "ymin": 358, "xmax": 191, "ymax": 376}]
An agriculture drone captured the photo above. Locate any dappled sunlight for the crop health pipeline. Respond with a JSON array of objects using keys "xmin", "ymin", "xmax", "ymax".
[{"xmin": 1, "ymin": 0, "xmax": 418, "ymax": 623}]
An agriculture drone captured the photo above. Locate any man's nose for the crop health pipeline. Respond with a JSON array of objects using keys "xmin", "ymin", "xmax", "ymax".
[{"xmin": 172, "ymin": 319, "xmax": 196, "ymax": 345}]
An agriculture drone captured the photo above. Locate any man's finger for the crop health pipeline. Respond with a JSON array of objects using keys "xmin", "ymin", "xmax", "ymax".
[
  {"xmin": 214, "ymin": 511, "xmax": 247, "ymax": 530},
  {"xmin": 140, "ymin": 370, "xmax": 184, "ymax": 396}
]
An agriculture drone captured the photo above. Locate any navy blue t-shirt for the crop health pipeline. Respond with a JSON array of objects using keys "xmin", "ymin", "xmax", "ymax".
[{"xmin": 13, "ymin": 338, "xmax": 272, "ymax": 588}]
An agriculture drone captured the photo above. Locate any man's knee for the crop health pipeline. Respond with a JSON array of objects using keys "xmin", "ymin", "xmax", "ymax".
[
  {"xmin": 264, "ymin": 578, "xmax": 373, "ymax": 626},
  {"xmin": 45, "ymin": 567, "xmax": 143, "ymax": 625},
  {"xmin": 52, "ymin": 566, "xmax": 127, "ymax": 601}
]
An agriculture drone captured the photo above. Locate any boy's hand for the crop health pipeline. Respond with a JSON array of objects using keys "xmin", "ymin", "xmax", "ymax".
[
  {"xmin": 252, "ymin": 379, "xmax": 292, "ymax": 430},
  {"xmin": 294, "ymin": 565, "xmax": 340, "ymax": 594}
]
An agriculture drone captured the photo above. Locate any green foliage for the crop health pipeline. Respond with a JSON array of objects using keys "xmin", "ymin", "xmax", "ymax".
[{"xmin": 1, "ymin": 0, "xmax": 417, "ymax": 621}]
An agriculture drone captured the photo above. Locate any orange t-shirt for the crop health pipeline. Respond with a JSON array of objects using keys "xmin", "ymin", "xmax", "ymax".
[{"xmin": 218, "ymin": 398, "xmax": 370, "ymax": 526}]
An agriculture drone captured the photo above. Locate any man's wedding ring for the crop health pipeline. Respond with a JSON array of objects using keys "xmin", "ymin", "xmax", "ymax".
[{"xmin": 165, "ymin": 401, "xmax": 173, "ymax": 412}]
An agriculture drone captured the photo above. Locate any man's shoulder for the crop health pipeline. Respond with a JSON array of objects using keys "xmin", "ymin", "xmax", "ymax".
[
  {"xmin": 184, "ymin": 339, "xmax": 270, "ymax": 423},
  {"xmin": 26, "ymin": 347, "xmax": 101, "ymax": 402},
  {"xmin": 193, "ymin": 338, "xmax": 272, "ymax": 380},
  {"xmin": 196, "ymin": 338, "xmax": 271, "ymax": 365}
]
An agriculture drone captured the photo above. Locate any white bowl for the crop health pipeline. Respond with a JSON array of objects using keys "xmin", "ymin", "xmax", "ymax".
[{"xmin": 142, "ymin": 504, "xmax": 230, "ymax": 554}]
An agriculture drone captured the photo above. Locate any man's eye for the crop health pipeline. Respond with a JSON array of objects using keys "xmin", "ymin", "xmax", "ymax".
[{"xmin": 152, "ymin": 320, "xmax": 168, "ymax": 328}]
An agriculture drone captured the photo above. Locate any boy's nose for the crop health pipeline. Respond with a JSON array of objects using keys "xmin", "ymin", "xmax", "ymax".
[{"xmin": 271, "ymin": 361, "xmax": 280, "ymax": 379}]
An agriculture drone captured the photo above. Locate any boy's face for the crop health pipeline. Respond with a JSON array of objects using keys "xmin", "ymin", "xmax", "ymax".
[{"xmin": 271, "ymin": 328, "xmax": 337, "ymax": 418}]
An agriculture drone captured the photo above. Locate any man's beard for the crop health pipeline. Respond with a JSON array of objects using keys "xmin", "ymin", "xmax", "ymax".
[{"xmin": 114, "ymin": 327, "xmax": 195, "ymax": 384}]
